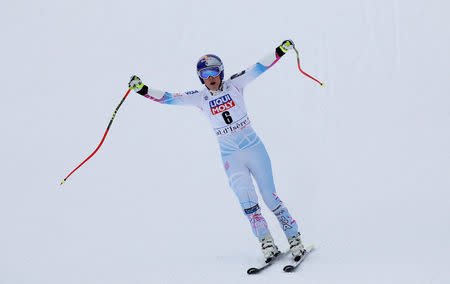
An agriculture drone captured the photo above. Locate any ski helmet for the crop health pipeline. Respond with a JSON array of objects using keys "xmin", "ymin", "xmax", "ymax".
[{"xmin": 196, "ymin": 54, "xmax": 224, "ymax": 84}]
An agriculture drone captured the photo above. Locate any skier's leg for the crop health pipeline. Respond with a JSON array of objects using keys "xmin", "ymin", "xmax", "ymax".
[
  {"xmin": 245, "ymin": 141, "xmax": 299, "ymax": 239},
  {"xmin": 221, "ymin": 153, "xmax": 270, "ymax": 239}
]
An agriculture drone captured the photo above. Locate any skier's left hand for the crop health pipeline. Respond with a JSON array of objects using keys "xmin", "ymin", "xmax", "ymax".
[
  {"xmin": 128, "ymin": 75, "xmax": 144, "ymax": 92},
  {"xmin": 280, "ymin": 39, "xmax": 295, "ymax": 52}
]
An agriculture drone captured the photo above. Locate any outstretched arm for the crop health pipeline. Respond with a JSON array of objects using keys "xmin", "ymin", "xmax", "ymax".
[
  {"xmin": 230, "ymin": 40, "xmax": 295, "ymax": 90},
  {"xmin": 129, "ymin": 76, "xmax": 200, "ymax": 106}
]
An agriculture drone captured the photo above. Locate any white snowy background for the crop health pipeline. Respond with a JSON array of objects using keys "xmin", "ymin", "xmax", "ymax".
[{"xmin": 1, "ymin": 0, "xmax": 449, "ymax": 283}]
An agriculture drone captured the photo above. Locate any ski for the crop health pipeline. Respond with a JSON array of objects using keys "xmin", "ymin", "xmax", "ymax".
[
  {"xmin": 282, "ymin": 244, "xmax": 314, "ymax": 272},
  {"xmin": 246, "ymin": 251, "xmax": 288, "ymax": 275}
]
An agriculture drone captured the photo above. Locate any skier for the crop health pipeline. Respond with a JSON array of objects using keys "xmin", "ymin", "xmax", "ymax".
[{"xmin": 128, "ymin": 40, "xmax": 306, "ymax": 263}]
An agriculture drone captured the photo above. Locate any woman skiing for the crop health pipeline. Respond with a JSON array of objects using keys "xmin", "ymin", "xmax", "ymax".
[{"xmin": 128, "ymin": 40, "xmax": 306, "ymax": 263}]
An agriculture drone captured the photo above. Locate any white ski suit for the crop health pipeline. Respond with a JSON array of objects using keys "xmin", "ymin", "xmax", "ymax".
[{"xmin": 138, "ymin": 46, "xmax": 299, "ymax": 239}]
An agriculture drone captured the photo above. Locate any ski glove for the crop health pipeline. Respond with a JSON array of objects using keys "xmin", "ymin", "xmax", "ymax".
[
  {"xmin": 276, "ymin": 39, "xmax": 295, "ymax": 57},
  {"xmin": 129, "ymin": 75, "xmax": 144, "ymax": 92},
  {"xmin": 280, "ymin": 39, "xmax": 295, "ymax": 53}
]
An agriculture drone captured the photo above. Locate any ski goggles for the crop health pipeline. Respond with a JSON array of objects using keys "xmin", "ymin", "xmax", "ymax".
[{"xmin": 198, "ymin": 66, "xmax": 222, "ymax": 79}]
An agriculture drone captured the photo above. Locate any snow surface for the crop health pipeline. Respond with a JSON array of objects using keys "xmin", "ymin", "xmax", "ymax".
[{"xmin": 1, "ymin": 0, "xmax": 450, "ymax": 283}]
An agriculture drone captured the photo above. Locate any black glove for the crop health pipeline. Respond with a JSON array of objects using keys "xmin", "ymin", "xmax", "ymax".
[
  {"xmin": 128, "ymin": 75, "xmax": 144, "ymax": 92},
  {"xmin": 276, "ymin": 39, "xmax": 295, "ymax": 57},
  {"xmin": 280, "ymin": 39, "xmax": 295, "ymax": 52}
]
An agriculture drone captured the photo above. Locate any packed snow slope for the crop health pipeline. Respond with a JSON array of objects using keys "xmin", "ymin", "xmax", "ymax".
[{"xmin": 1, "ymin": 0, "xmax": 449, "ymax": 283}]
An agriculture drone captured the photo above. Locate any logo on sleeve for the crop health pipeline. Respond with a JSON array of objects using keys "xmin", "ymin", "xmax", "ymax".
[
  {"xmin": 230, "ymin": 70, "xmax": 245, "ymax": 80},
  {"xmin": 209, "ymin": 94, "xmax": 235, "ymax": 115}
]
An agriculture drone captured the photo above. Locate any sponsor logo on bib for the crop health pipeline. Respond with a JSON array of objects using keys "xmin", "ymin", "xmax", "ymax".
[{"xmin": 209, "ymin": 94, "xmax": 235, "ymax": 115}]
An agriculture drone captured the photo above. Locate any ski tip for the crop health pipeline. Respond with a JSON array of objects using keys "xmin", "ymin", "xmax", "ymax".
[
  {"xmin": 247, "ymin": 267, "xmax": 259, "ymax": 274},
  {"xmin": 320, "ymin": 83, "xmax": 325, "ymax": 87},
  {"xmin": 60, "ymin": 179, "xmax": 66, "ymax": 185},
  {"xmin": 305, "ymin": 244, "xmax": 315, "ymax": 253}
]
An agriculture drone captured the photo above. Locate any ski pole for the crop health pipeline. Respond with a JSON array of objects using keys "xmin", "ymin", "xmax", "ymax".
[
  {"xmin": 60, "ymin": 88, "xmax": 132, "ymax": 185},
  {"xmin": 293, "ymin": 46, "xmax": 324, "ymax": 87}
]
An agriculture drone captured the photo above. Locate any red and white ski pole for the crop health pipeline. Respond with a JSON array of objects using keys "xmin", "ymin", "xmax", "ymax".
[
  {"xmin": 60, "ymin": 88, "xmax": 132, "ymax": 185},
  {"xmin": 293, "ymin": 46, "xmax": 324, "ymax": 87}
]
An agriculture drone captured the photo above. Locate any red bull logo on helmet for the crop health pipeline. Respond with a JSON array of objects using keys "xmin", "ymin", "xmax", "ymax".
[
  {"xmin": 200, "ymin": 56, "xmax": 210, "ymax": 63},
  {"xmin": 201, "ymin": 55, "xmax": 221, "ymax": 67},
  {"xmin": 209, "ymin": 94, "xmax": 235, "ymax": 115}
]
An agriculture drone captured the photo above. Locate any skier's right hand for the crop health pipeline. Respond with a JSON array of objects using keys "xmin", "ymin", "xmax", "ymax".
[{"xmin": 129, "ymin": 75, "xmax": 144, "ymax": 92}]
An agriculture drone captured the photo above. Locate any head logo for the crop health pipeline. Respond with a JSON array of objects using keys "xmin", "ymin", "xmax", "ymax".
[{"xmin": 200, "ymin": 56, "xmax": 211, "ymax": 64}]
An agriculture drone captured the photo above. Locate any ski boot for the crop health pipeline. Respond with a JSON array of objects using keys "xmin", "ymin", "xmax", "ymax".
[
  {"xmin": 259, "ymin": 234, "xmax": 280, "ymax": 263},
  {"xmin": 288, "ymin": 232, "xmax": 306, "ymax": 261}
]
